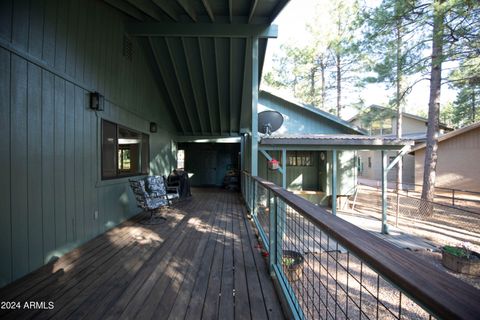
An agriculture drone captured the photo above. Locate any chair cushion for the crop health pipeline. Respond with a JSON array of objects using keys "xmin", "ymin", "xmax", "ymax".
[{"xmin": 145, "ymin": 176, "xmax": 166, "ymax": 196}]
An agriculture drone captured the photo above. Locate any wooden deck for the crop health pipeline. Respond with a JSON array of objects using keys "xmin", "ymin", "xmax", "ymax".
[{"xmin": 0, "ymin": 189, "xmax": 285, "ymax": 320}]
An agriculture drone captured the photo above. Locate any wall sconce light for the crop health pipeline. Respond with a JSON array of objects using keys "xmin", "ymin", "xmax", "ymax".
[
  {"xmin": 89, "ymin": 92, "xmax": 104, "ymax": 111},
  {"xmin": 150, "ymin": 122, "xmax": 158, "ymax": 133}
]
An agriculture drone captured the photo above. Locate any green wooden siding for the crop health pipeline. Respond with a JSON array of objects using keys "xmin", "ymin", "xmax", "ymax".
[{"xmin": 0, "ymin": 0, "xmax": 176, "ymax": 287}]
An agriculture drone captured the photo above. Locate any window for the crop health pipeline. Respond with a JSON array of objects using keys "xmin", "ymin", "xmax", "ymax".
[
  {"xmin": 287, "ymin": 151, "xmax": 314, "ymax": 166},
  {"xmin": 102, "ymin": 119, "xmax": 149, "ymax": 179},
  {"xmin": 177, "ymin": 149, "xmax": 185, "ymax": 169},
  {"xmin": 369, "ymin": 118, "xmax": 392, "ymax": 135}
]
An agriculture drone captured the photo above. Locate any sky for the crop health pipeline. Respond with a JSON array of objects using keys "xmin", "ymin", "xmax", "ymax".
[{"xmin": 261, "ymin": 0, "xmax": 457, "ymax": 119}]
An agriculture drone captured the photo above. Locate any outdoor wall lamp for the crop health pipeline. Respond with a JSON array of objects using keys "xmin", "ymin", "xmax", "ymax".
[
  {"xmin": 150, "ymin": 122, "xmax": 158, "ymax": 133},
  {"xmin": 89, "ymin": 91, "xmax": 104, "ymax": 111}
]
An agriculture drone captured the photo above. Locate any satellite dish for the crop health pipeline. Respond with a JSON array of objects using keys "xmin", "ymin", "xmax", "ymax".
[{"xmin": 258, "ymin": 110, "xmax": 284, "ymax": 135}]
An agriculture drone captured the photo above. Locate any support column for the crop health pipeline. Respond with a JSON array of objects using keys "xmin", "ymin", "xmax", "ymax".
[
  {"xmin": 332, "ymin": 149, "xmax": 337, "ymax": 216},
  {"xmin": 250, "ymin": 37, "xmax": 259, "ymax": 176},
  {"xmin": 381, "ymin": 150, "xmax": 389, "ymax": 234},
  {"xmin": 282, "ymin": 148, "xmax": 286, "ymax": 188}
]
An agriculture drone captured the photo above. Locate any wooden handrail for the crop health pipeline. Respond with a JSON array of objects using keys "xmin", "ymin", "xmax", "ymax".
[{"xmin": 246, "ymin": 172, "xmax": 480, "ymax": 320}]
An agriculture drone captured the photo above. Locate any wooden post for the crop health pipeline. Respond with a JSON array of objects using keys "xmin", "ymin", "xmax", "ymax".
[
  {"xmin": 250, "ymin": 37, "xmax": 258, "ymax": 176},
  {"xmin": 381, "ymin": 150, "xmax": 389, "ymax": 234},
  {"xmin": 332, "ymin": 149, "xmax": 337, "ymax": 216},
  {"xmin": 282, "ymin": 148, "xmax": 286, "ymax": 189}
]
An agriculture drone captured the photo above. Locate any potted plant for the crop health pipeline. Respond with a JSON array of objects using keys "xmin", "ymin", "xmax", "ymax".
[
  {"xmin": 442, "ymin": 242, "xmax": 480, "ymax": 276},
  {"xmin": 268, "ymin": 159, "xmax": 279, "ymax": 170},
  {"xmin": 282, "ymin": 250, "xmax": 305, "ymax": 282}
]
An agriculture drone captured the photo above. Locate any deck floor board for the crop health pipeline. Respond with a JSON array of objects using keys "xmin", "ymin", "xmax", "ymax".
[{"xmin": 0, "ymin": 189, "xmax": 284, "ymax": 320}]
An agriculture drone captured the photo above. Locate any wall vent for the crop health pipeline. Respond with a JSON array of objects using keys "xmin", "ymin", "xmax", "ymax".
[{"xmin": 123, "ymin": 35, "xmax": 133, "ymax": 61}]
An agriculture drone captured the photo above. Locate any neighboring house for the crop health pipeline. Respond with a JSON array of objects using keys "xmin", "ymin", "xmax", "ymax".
[
  {"xmin": 349, "ymin": 105, "xmax": 451, "ymax": 185},
  {"xmin": 412, "ymin": 122, "xmax": 480, "ymax": 192},
  {"xmin": 257, "ymin": 91, "xmax": 372, "ymax": 206}
]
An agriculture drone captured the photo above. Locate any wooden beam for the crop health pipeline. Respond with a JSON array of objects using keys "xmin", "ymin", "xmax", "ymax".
[
  {"xmin": 104, "ymin": 0, "xmax": 145, "ymax": 21},
  {"xmin": 163, "ymin": 37, "xmax": 197, "ymax": 134},
  {"xmin": 201, "ymin": 0, "xmax": 215, "ymax": 22},
  {"xmin": 177, "ymin": 0, "xmax": 198, "ymax": 22},
  {"xmin": 151, "ymin": 0, "xmax": 179, "ymax": 21},
  {"xmin": 127, "ymin": 23, "xmax": 278, "ymax": 38},
  {"xmin": 239, "ymin": 39, "xmax": 250, "ymax": 133},
  {"xmin": 282, "ymin": 148, "xmax": 286, "ymax": 188},
  {"xmin": 251, "ymin": 37, "xmax": 259, "ymax": 176},
  {"xmin": 213, "ymin": 38, "xmax": 223, "ymax": 134},
  {"xmin": 198, "ymin": 38, "xmax": 215, "ymax": 135},
  {"xmin": 229, "ymin": 38, "xmax": 234, "ymax": 134},
  {"xmin": 124, "ymin": 0, "xmax": 164, "ymax": 21},
  {"xmin": 228, "ymin": 0, "xmax": 233, "ymax": 23},
  {"xmin": 248, "ymin": 0, "xmax": 259, "ymax": 23},
  {"xmin": 142, "ymin": 38, "xmax": 186, "ymax": 134},
  {"xmin": 332, "ymin": 149, "xmax": 337, "ymax": 216},
  {"xmin": 148, "ymin": 38, "xmax": 186, "ymax": 134},
  {"xmin": 269, "ymin": 0, "xmax": 290, "ymax": 23},
  {"xmin": 181, "ymin": 37, "xmax": 206, "ymax": 134}
]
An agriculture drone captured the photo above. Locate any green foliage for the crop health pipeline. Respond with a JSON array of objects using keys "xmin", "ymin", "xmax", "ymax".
[{"xmin": 443, "ymin": 245, "xmax": 469, "ymax": 259}]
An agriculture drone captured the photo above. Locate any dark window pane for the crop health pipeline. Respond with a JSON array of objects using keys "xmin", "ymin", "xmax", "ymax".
[{"xmin": 102, "ymin": 120, "xmax": 117, "ymax": 178}]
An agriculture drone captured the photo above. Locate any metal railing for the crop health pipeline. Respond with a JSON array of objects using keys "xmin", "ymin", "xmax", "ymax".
[{"xmin": 242, "ymin": 172, "xmax": 480, "ymax": 320}]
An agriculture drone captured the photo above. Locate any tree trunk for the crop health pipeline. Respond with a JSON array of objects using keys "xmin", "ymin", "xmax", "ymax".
[
  {"xmin": 336, "ymin": 51, "xmax": 341, "ymax": 117},
  {"xmin": 422, "ymin": 0, "xmax": 445, "ymax": 210},
  {"xmin": 395, "ymin": 13, "xmax": 403, "ymax": 194},
  {"xmin": 320, "ymin": 60, "xmax": 326, "ymax": 111}
]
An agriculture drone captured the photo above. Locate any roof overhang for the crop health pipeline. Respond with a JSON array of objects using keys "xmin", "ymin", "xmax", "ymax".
[{"xmin": 260, "ymin": 134, "xmax": 414, "ymax": 151}]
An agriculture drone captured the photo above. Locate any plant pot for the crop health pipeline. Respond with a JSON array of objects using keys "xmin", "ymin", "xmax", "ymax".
[
  {"xmin": 283, "ymin": 250, "xmax": 305, "ymax": 282},
  {"xmin": 442, "ymin": 250, "xmax": 480, "ymax": 276}
]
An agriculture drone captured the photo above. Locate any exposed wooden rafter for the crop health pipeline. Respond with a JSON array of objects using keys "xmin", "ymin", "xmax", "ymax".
[
  {"xmin": 177, "ymin": 0, "xmax": 198, "ymax": 22},
  {"xmin": 181, "ymin": 37, "xmax": 206, "ymax": 135},
  {"xmin": 213, "ymin": 38, "xmax": 223, "ymax": 134},
  {"xmin": 124, "ymin": 0, "xmax": 163, "ymax": 21},
  {"xmin": 228, "ymin": 0, "xmax": 233, "ymax": 23},
  {"xmin": 248, "ymin": 0, "xmax": 259, "ymax": 23},
  {"xmin": 269, "ymin": 0, "xmax": 290, "ymax": 23},
  {"xmin": 127, "ymin": 23, "xmax": 278, "ymax": 38},
  {"xmin": 151, "ymin": 0, "xmax": 179, "ymax": 21},
  {"xmin": 197, "ymin": 38, "xmax": 216, "ymax": 135},
  {"xmin": 103, "ymin": 0, "xmax": 145, "ymax": 21},
  {"xmin": 164, "ymin": 37, "xmax": 198, "ymax": 135},
  {"xmin": 147, "ymin": 37, "xmax": 187, "ymax": 134},
  {"xmin": 201, "ymin": 0, "xmax": 215, "ymax": 22}
]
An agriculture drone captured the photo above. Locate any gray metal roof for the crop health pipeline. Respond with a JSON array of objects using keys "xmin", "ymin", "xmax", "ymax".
[
  {"xmin": 104, "ymin": 0, "xmax": 291, "ymax": 136},
  {"xmin": 261, "ymin": 134, "xmax": 414, "ymax": 147}
]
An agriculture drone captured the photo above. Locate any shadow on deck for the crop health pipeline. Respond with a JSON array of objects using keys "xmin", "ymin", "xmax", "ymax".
[{"xmin": 0, "ymin": 188, "xmax": 285, "ymax": 320}]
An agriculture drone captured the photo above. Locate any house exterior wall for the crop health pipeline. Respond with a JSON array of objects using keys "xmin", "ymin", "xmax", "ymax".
[
  {"xmin": 414, "ymin": 127, "xmax": 480, "ymax": 192},
  {"xmin": 353, "ymin": 110, "xmax": 426, "ymax": 184},
  {"xmin": 0, "ymin": 0, "xmax": 176, "ymax": 287},
  {"xmin": 256, "ymin": 92, "xmax": 358, "ymax": 198}
]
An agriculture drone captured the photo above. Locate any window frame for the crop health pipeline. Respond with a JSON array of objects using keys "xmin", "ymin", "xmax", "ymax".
[{"xmin": 101, "ymin": 119, "xmax": 150, "ymax": 180}]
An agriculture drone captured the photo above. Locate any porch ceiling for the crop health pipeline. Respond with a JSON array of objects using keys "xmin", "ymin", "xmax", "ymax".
[{"xmin": 104, "ymin": 0, "xmax": 290, "ymax": 136}]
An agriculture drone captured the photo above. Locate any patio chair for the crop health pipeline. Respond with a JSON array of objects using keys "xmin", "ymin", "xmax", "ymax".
[
  {"xmin": 129, "ymin": 178, "xmax": 168, "ymax": 225},
  {"xmin": 145, "ymin": 175, "xmax": 179, "ymax": 205}
]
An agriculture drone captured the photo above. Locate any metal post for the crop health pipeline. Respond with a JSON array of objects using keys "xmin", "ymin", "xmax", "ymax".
[
  {"xmin": 381, "ymin": 151, "xmax": 389, "ymax": 234},
  {"xmin": 332, "ymin": 149, "xmax": 337, "ymax": 216},
  {"xmin": 269, "ymin": 194, "xmax": 277, "ymax": 272}
]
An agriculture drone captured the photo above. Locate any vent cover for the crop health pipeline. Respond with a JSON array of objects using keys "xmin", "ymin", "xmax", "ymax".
[{"xmin": 123, "ymin": 35, "xmax": 133, "ymax": 61}]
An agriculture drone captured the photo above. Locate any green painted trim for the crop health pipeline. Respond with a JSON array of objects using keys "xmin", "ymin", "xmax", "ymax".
[
  {"xmin": 127, "ymin": 22, "xmax": 278, "ymax": 38},
  {"xmin": 259, "ymin": 145, "xmax": 406, "ymax": 151},
  {"xmin": 251, "ymin": 37, "xmax": 259, "ymax": 175},
  {"xmin": 282, "ymin": 148, "xmax": 286, "ymax": 188},
  {"xmin": 332, "ymin": 149, "xmax": 337, "ymax": 216}
]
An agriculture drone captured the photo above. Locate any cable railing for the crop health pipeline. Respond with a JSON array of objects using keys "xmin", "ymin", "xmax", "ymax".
[{"xmin": 242, "ymin": 171, "xmax": 480, "ymax": 320}]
